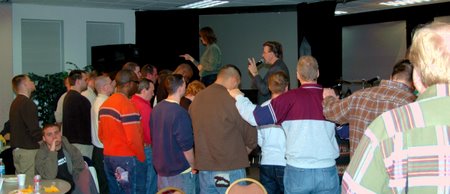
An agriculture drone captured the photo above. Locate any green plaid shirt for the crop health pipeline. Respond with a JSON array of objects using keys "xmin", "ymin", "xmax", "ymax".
[{"xmin": 342, "ymin": 84, "xmax": 450, "ymax": 194}]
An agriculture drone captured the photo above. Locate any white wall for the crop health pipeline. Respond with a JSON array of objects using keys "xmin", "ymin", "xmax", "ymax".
[
  {"xmin": 12, "ymin": 4, "xmax": 135, "ymax": 73},
  {"xmin": 200, "ymin": 12, "xmax": 298, "ymax": 89},
  {"xmin": 0, "ymin": 4, "xmax": 14, "ymax": 125},
  {"xmin": 0, "ymin": 4, "xmax": 135, "ymax": 126}
]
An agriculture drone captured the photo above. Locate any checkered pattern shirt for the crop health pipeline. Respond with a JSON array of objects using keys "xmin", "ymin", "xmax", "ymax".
[
  {"xmin": 342, "ymin": 84, "xmax": 450, "ymax": 193},
  {"xmin": 323, "ymin": 80, "xmax": 416, "ymax": 157}
]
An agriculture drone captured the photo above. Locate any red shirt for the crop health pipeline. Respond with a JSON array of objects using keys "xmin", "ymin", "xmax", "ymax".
[{"xmin": 131, "ymin": 95, "xmax": 152, "ymax": 145}]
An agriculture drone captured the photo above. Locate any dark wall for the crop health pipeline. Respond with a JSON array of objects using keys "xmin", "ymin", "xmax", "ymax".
[{"xmin": 135, "ymin": 10, "xmax": 199, "ymax": 79}]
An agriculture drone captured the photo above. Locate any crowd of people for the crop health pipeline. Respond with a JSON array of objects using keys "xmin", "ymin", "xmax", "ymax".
[{"xmin": 5, "ymin": 22, "xmax": 450, "ymax": 194}]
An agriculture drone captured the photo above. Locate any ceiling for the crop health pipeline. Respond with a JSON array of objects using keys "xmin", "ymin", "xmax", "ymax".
[{"xmin": 7, "ymin": 0, "xmax": 450, "ymax": 14}]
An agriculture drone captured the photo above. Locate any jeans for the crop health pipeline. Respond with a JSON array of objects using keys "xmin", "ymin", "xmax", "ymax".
[
  {"xmin": 284, "ymin": 165, "xmax": 339, "ymax": 194},
  {"xmin": 157, "ymin": 172, "xmax": 199, "ymax": 194},
  {"xmin": 104, "ymin": 156, "xmax": 145, "ymax": 194},
  {"xmin": 260, "ymin": 165, "xmax": 285, "ymax": 194},
  {"xmin": 201, "ymin": 74, "xmax": 217, "ymax": 87},
  {"xmin": 144, "ymin": 147, "xmax": 157, "ymax": 194},
  {"xmin": 199, "ymin": 168, "xmax": 246, "ymax": 194}
]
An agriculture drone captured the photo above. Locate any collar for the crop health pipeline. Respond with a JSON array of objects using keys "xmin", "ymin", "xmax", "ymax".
[
  {"xmin": 380, "ymin": 80, "xmax": 414, "ymax": 93},
  {"xmin": 416, "ymin": 84, "xmax": 450, "ymax": 101}
]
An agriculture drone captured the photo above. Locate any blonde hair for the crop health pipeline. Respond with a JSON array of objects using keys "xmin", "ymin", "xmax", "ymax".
[
  {"xmin": 297, "ymin": 56, "xmax": 319, "ymax": 81},
  {"xmin": 268, "ymin": 71, "xmax": 289, "ymax": 95},
  {"xmin": 409, "ymin": 21, "xmax": 450, "ymax": 86},
  {"xmin": 185, "ymin": 80, "xmax": 206, "ymax": 96}
]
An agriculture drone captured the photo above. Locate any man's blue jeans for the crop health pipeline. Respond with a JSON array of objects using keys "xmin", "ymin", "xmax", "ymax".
[
  {"xmin": 284, "ymin": 165, "xmax": 339, "ymax": 194},
  {"xmin": 199, "ymin": 168, "xmax": 246, "ymax": 194},
  {"xmin": 260, "ymin": 165, "xmax": 285, "ymax": 194},
  {"xmin": 157, "ymin": 171, "xmax": 199, "ymax": 194},
  {"xmin": 144, "ymin": 147, "xmax": 157, "ymax": 194},
  {"xmin": 103, "ymin": 156, "xmax": 145, "ymax": 194}
]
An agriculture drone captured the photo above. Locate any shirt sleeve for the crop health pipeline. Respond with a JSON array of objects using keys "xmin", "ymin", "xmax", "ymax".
[
  {"xmin": 23, "ymin": 100, "xmax": 42, "ymax": 142},
  {"xmin": 322, "ymin": 95, "xmax": 351, "ymax": 124},
  {"xmin": 173, "ymin": 111, "xmax": 194, "ymax": 152},
  {"xmin": 235, "ymin": 95, "xmax": 257, "ymax": 126},
  {"xmin": 122, "ymin": 105, "xmax": 146, "ymax": 162}
]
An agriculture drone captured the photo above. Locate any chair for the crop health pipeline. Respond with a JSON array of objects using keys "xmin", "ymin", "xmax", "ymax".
[
  {"xmin": 225, "ymin": 178, "xmax": 267, "ymax": 194},
  {"xmin": 156, "ymin": 186, "xmax": 185, "ymax": 194},
  {"xmin": 88, "ymin": 166, "xmax": 100, "ymax": 192}
]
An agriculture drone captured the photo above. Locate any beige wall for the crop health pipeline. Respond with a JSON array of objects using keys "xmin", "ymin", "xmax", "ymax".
[{"xmin": 0, "ymin": 4, "xmax": 13, "ymax": 125}]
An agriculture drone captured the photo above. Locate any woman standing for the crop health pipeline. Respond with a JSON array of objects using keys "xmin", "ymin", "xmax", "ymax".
[{"xmin": 180, "ymin": 26, "xmax": 222, "ymax": 86}]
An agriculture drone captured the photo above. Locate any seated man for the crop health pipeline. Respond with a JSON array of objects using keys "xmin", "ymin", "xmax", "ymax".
[{"xmin": 35, "ymin": 124, "xmax": 98, "ymax": 194}]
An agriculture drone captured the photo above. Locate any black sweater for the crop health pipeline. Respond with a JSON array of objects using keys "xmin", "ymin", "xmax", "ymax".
[{"xmin": 9, "ymin": 94, "xmax": 41, "ymax": 149}]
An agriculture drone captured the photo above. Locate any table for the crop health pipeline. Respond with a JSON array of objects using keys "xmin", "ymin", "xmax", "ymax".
[{"xmin": 1, "ymin": 175, "xmax": 71, "ymax": 194}]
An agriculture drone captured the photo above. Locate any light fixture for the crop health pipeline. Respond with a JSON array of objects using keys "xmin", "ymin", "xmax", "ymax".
[
  {"xmin": 335, "ymin": 10, "xmax": 348, "ymax": 15},
  {"xmin": 380, "ymin": 0, "xmax": 432, "ymax": 7},
  {"xmin": 179, "ymin": 0, "xmax": 229, "ymax": 9}
]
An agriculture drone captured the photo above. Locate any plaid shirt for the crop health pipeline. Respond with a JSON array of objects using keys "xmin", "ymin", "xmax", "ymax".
[
  {"xmin": 342, "ymin": 84, "xmax": 450, "ymax": 193},
  {"xmin": 323, "ymin": 80, "xmax": 416, "ymax": 157}
]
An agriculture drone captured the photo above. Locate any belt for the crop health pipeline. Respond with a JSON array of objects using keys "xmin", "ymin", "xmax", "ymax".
[{"xmin": 144, "ymin": 143, "xmax": 151, "ymax": 147}]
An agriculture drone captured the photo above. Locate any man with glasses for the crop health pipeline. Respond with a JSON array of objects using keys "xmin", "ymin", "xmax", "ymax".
[{"xmin": 99, "ymin": 69, "xmax": 146, "ymax": 194}]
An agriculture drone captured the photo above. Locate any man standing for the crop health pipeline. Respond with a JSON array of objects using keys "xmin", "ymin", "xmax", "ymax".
[
  {"xmin": 63, "ymin": 70, "xmax": 92, "ymax": 159},
  {"xmin": 322, "ymin": 59, "xmax": 416, "ymax": 157},
  {"xmin": 248, "ymin": 41, "xmax": 290, "ymax": 104},
  {"xmin": 90, "ymin": 75, "xmax": 115, "ymax": 194},
  {"xmin": 151, "ymin": 74, "xmax": 197, "ymax": 193},
  {"xmin": 9, "ymin": 74, "xmax": 41, "ymax": 177},
  {"xmin": 99, "ymin": 69, "xmax": 145, "ymax": 194},
  {"xmin": 342, "ymin": 21, "xmax": 450, "ymax": 193},
  {"xmin": 229, "ymin": 56, "xmax": 340, "ymax": 194},
  {"xmin": 189, "ymin": 65, "xmax": 257, "ymax": 194},
  {"xmin": 131, "ymin": 78, "xmax": 157, "ymax": 194},
  {"xmin": 35, "ymin": 124, "xmax": 98, "ymax": 194}
]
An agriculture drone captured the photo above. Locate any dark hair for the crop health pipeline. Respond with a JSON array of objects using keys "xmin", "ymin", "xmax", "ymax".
[
  {"xmin": 199, "ymin": 26, "xmax": 217, "ymax": 44},
  {"xmin": 164, "ymin": 74, "xmax": 185, "ymax": 95},
  {"xmin": 42, "ymin": 123, "xmax": 60, "ymax": 136},
  {"xmin": 115, "ymin": 69, "xmax": 136, "ymax": 87},
  {"xmin": 391, "ymin": 59, "xmax": 413, "ymax": 82},
  {"xmin": 11, "ymin": 74, "xmax": 28, "ymax": 93},
  {"xmin": 141, "ymin": 64, "xmax": 156, "ymax": 77},
  {"xmin": 68, "ymin": 70, "xmax": 87, "ymax": 86},
  {"xmin": 263, "ymin": 41, "xmax": 283, "ymax": 59}
]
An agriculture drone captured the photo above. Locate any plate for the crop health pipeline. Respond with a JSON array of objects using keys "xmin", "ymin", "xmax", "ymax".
[
  {"xmin": 4, "ymin": 177, "xmax": 18, "ymax": 183},
  {"xmin": 8, "ymin": 189, "xmax": 32, "ymax": 194}
]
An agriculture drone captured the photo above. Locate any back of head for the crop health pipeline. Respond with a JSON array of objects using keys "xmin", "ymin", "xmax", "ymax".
[
  {"xmin": 186, "ymin": 80, "xmax": 206, "ymax": 96},
  {"xmin": 263, "ymin": 41, "xmax": 283, "ymax": 59},
  {"xmin": 268, "ymin": 71, "xmax": 289, "ymax": 95},
  {"xmin": 217, "ymin": 64, "xmax": 241, "ymax": 81},
  {"xmin": 11, "ymin": 74, "xmax": 28, "ymax": 93},
  {"xmin": 122, "ymin": 62, "xmax": 139, "ymax": 72},
  {"xmin": 391, "ymin": 59, "xmax": 413, "ymax": 82},
  {"xmin": 94, "ymin": 75, "xmax": 111, "ymax": 92},
  {"xmin": 200, "ymin": 26, "xmax": 217, "ymax": 44},
  {"xmin": 173, "ymin": 63, "xmax": 193, "ymax": 82},
  {"xmin": 141, "ymin": 64, "xmax": 156, "ymax": 77},
  {"xmin": 297, "ymin": 56, "xmax": 319, "ymax": 82},
  {"xmin": 115, "ymin": 69, "xmax": 135, "ymax": 88},
  {"xmin": 68, "ymin": 70, "xmax": 86, "ymax": 86},
  {"xmin": 164, "ymin": 74, "xmax": 184, "ymax": 95},
  {"xmin": 409, "ymin": 21, "xmax": 450, "ymax": 86}
]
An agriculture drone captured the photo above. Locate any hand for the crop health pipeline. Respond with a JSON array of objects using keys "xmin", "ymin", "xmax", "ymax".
[
  {"xmin": 228, "ymin": 88, "xmax": 243, "ymax": 99},
  {"xmin": 191, "ymin": 169, "xmax": 198, "ymax": 174},
  {"xmin": 179, "ymin": 54, "xmax": 194, "ymax": 62},
  {"xmin": 323, "ymin": 88, "xmax": 338, "ymax": 99},
  {"xmin": 247, "ymin": 58, "xmax": 258, "ymax": 76},
  {"xmin": 197, "ymin": 64, "xmax": 203, "ymax": 71},
  {"xmin": 50, "ymin": 139, "xmax": 58, "ymax": 152}
]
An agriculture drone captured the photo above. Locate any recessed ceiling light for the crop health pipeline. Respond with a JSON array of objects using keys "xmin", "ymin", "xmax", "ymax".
[
  {"xmin": 179, "ymin": 0, "xmax": 229, "ymax": 9},
  {"xmin": 380, "ymin": 0, "xmax": 432, "ymax": 7},
  {"xmin": 335, "ymin": 10, "xmax": 348, "ymax": 15}
]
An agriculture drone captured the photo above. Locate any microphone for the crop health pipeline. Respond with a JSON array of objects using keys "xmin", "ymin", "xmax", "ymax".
[
  {"xmin": 255, "ymin": 59, "xmax": 264, "ymax": 67},
  {"xmin": 366, "ymin": 76, "xmax": 380, "ymax": 84}
]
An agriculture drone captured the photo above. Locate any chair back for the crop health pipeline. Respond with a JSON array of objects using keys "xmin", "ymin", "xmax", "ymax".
[
  {"xmin": 88, "ymin": 166, "xmax": 99, "ymax": 192},
  {"xmin": 225, "ymin": 178, "xmax": 267, "ymax": 194},
  {"xmin": 156, "ymin": 186, "xmax": 185, "ymax": 194}
]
